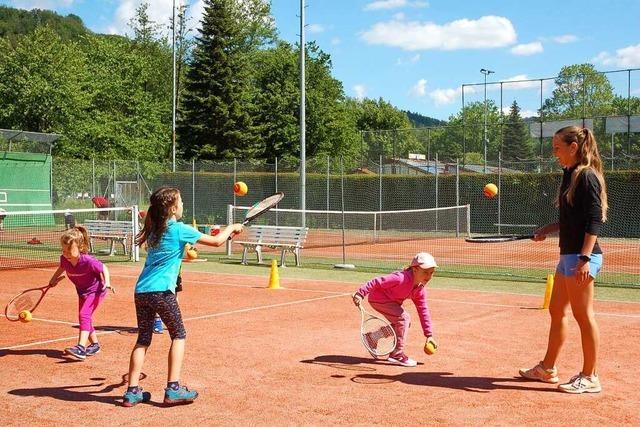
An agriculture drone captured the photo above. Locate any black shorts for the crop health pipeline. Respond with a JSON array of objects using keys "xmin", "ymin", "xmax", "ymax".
[{"xmin": 135, "ymin": 291, "xmax": 186, "ymax": 346}]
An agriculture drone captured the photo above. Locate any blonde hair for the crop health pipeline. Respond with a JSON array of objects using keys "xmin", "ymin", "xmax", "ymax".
[
  {"xmin": 136, "ymin": 186, "xmax": 181, "ymax": 248},
  {"xmin": 60, "ymin": 226, "xmax": 90, "ymax": 254},
  {"xmin": 555, "ymin": 126, "xmax": 608, "ymax": 222}
]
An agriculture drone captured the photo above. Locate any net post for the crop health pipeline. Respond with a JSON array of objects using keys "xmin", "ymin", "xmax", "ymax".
[
  {"xmin": 132, "ymin": 205, "xmax": 140, "ymax": 262},
  {"xmin": 466, "ymin": 204, "xmax": 471, "ymax": 237},
  {"xmin": 226, "ymin": 204, "xmax": 233, "ymax": 256}
]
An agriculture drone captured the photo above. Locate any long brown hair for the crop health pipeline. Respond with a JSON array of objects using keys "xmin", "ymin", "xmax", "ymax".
[
  {"xmin": 136, "ymin": 186, "xmax": 181, "ymax": 248},
  {"xmin": 60, "ymin": 226, "xmax": 90, "ymax": 253},
  {"xmin": 555, "ymin": 126, "xmax": 608, "ymax": 221}
]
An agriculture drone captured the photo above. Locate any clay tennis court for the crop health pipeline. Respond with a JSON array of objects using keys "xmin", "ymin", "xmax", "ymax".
[{"xmin": 1, "ymin": 263, "xmax": 639, "ymax": 425}]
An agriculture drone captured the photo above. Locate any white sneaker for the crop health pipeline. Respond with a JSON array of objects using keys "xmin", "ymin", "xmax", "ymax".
[
  {"xmin": 519, "ymin": 361, "xmax": 559, "ymax": 384},
  {"xmin": 387, "ymin": 353, "xmax": 417, "ymax": 367},
  {"xmin": 558, "ymin": 373, "xmax": 601, "ymax": 394}
]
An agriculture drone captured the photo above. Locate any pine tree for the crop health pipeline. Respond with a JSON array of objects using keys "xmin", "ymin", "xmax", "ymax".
[
  {"xmin": 177, "ymin": 0, "xmax": 258, "ymax": 159},
  {"xmin": 502, "ymin": 100, "xmax": 533, "ymax": 161}
]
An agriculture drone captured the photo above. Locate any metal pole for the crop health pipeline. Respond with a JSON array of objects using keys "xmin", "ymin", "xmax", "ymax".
[
  {"xmin": 299, "ymin": 0, "xmax": 306, "ymax": 227},
  {"xmin": 498, "ymin": 152, "xmax": 502, "ymax": 235},
  {"xmin": 192, "ymin": 158, "xmax": 195, "ymax": 226},
  {"xmin": 172, "ymin": 0, "xmax": 176, "ymax": 172},
  {"xmin": 326, "ymin": 155, "xmax": 330, "ymax": 229},
  {"xmin": 275, "ymin": 157, "xmax": 279, "ymax": 227},
  {"xmin": 480, "ymin": 68, "xmax": 495, "ymax": 173},
  {"xmin": 456, "ymin": 158, "xmax": 460, "ymax": 237},
  {"xmin": 435, "ymin": 153, "xmax": 439, "ymax": 231},
  {"xmin": 334, "ymin": 157, "xmax": 354, "ymax": 269}
]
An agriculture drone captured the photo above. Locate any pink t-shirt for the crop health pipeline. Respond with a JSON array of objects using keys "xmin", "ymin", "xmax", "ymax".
[
  {"xmin": 357, "ymin": 269, "xmax": 434, "ymax": 337},
  {"xmin": 60, "ymin": 254, "xmax": 104, "ymax": 296}
]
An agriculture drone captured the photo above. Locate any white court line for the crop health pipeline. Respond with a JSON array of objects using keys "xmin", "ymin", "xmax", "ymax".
[
  {"xmin": 184, "ymin": 293, "xmax": 348, "ymax": 322},
  {"xmin": 0, "ymin": 293, "xmax": 349, "ymax": 350},
  {"xmin": 1, "ymin": 330, "xmax": 119, "ymax": 350},
  {"xmin": 29, "ymin": 265, "xmax": 640, "ymax": 305}
]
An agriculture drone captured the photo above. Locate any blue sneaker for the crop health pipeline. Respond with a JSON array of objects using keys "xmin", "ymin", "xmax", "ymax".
[
  {"xmin": 64, "ymin": 344, "xmax": 86, "ymax": 360},
  {"xmin": 86, "ymin": 343, "xmax": 101, "ymax": 356},
  {"xmin": 164, "ymin": 385, "xmax": 198, "ymax": 405},
  {"xmin": 122, "ymin": 388, "xmax": 151, "ymax": 407},
  {"xmin": 153, "ymin": 318, "xmax": 164, "ymax": 334}
]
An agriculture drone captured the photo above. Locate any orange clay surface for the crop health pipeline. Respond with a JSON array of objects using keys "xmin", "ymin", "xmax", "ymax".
[{"xmin": 1, "ymin": 264, "xmax": 639, "ymax": 425}]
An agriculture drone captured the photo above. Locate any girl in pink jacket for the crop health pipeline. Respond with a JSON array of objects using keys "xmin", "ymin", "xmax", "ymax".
[{"xmin": 352, "ymin": 252, "xmax": 438, "ymax": 367}]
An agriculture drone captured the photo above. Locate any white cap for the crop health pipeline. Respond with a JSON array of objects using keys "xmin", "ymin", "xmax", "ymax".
[{"xmin": 410, "ymin": 252, "xmax": 438, "ymax": 269}]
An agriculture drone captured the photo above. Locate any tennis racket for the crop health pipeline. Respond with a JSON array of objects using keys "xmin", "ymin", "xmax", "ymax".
[
  {"xmin": 358, "ymin": 304, "xmax": 397, "ymax": 358},
  {"xmin": 229, "ymin": 192, "xmax": 284, "ymax": 239},
  {"xmin": 465, "ymin": 234, "xmax": 534, "ymax": 243},
  {"xmin": 4, "ymin": 275, "xmax": 64, "ymax": 322}
]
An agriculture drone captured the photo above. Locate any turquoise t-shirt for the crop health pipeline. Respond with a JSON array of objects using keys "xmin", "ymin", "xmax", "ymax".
[{"xmin": 135, "ymin": 219, "xmax": 203, "ymax": 294}]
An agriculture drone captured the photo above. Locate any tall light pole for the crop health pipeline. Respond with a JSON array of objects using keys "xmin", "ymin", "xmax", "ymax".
[
  {"xmin": 299, "ymin": 0, "xmax": 306, "ymax": 226},
  {"xmin": 480, "ymin": 68, "xmax": 494, "ymax": 173},
  {"xmin": 171, "ymin": 0, "xmax": 176, "ymax": 172}
]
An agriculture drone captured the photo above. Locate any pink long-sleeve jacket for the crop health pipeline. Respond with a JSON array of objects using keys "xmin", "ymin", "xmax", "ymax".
[{"xmin": 356, "ymin": 269, "xmax": 433, "ymax": 337}]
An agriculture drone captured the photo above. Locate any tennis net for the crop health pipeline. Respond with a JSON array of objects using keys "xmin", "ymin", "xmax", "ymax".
[
  {"xmin": 227, "ymin": 204, "xmax": 471, "ymax": 266},
  {"xmin": 0, "ymin": 206, "xmax": 139, "ymax": 269}
]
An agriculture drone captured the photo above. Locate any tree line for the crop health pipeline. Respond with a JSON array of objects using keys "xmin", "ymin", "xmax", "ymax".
[{"xmin": 0, "ymin": 2, "xmax": 638, "ymax": 166}]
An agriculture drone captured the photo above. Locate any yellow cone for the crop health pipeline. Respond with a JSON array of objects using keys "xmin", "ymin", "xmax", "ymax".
[
  {"xmin": 268, "ymin": 259, "xmax": 280, "ymax": 289},
  {"xmin": 541, "ymin": 273, "xmax": 554, "ymax": 309}
]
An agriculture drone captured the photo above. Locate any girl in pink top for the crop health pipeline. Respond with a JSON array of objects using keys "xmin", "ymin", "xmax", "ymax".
[
  {"xmin": 48, "ymin": 226, "xmax": 113, "ymax": 360},
  {"xmin": 352, "ymin": 252, "xmax": 438, "ymax": 367}
]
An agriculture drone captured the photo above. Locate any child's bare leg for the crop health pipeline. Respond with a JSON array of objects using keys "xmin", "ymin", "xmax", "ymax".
[
  {"xmin": 127, "ymin": 345, "xmax": 148, "ymax": 387},
  {"xmin": 78, "ymin": 330, "xmax": 91, "ymax": 348},
  {"xmin": 168, "ymin": 338, "xmax": 185, "ymax": 382}
]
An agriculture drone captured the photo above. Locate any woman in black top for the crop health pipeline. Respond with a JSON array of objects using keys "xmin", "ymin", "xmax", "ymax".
[{"xmin": 519, "ymin": 126, "xmax": 608, "ymax": 394}]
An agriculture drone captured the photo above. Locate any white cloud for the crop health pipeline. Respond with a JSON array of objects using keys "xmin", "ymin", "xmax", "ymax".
[
  {"xmin": 361, "ymin": 15, "xmax": 517, "ymax": 51},
  {"xmin": 331, "ymin": 37, "xmax": 341, "ymax": 46},
  {"xmin": 510, "ymin": 41, "xmax": 543, "ymax": 56},
  {"xmin": 9, "ymin": 0, "xmax": 75, "ymax": 9},
  {"xmin": 410, "ymin": 79, "xmax": 427, "ymax": 97},
  {"xmin": 353, "ymin": 84, "xmax": 368, "ymax": 100},
  {"xmin": 429, "ymin": 85, "xmax": 477, "ymax": 105},
  {"xmin": 553, "ymin": 34, "xmax": 578, "ymax": 44},
  {"xmin": 364, "ymin": 0, "xmax": 429, "ymax": 11},
  {"xmin": 106, "ymin": 0, "xmax": 202, "ymax": 36},
  {"xmin": 502, "ymin": 74, "xmax": 540, "ymax": 90},
  {"xmin": 307, "ymin": 24, "xmax": 325, "ymax": 34},
  {"xmin": 502, "ymin": 106, "xmax": 538, "ymax": 118},
  {"xmin": 593, "ymin": 43, "xmax": 640, "ymax": 67}
]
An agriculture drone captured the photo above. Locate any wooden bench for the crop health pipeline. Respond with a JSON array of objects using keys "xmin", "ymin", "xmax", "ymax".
[
  {"xmin": 234, "ymin": 225, "xmax": 308, "ymax": 267},
  {"xmin": 84, "ymin": 220, "xmax": 133, "ymax": 256}
]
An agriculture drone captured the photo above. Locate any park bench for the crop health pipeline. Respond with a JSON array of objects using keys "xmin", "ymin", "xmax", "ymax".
[
  {"xmin": 84, "ymin": 219, "xmax": 133, "ymax": 256},
  {"xmin": 234, "ymin": 225, "xmax": 308, "ymax": 267}
]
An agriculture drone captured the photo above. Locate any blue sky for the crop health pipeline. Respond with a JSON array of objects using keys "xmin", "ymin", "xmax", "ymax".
[{"xmin": 3, "ymin": 0, "xmax": 640, "ymax": 120}]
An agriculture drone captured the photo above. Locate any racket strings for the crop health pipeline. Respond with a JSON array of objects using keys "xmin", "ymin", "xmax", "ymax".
[
  {"xmin": 6, "ymin": 294, "xmax": 35, "ymax": 318},
  {"xmin": 362, "ymin": 320, "xmax": 395, "ymax": 354}
]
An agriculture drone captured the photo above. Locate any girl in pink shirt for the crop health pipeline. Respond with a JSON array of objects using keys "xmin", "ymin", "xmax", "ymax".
[
  {"xmin": 48, "ymin": 226, "xmax": 113, "ymax": 360},
  {"xmin": 352, "ymin": 252, "xmax": 438, "ymax": 367}
]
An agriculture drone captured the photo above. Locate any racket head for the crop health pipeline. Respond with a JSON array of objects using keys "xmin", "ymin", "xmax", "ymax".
[
  {"xmin": 243, "ymin": 192, "xmax": 284, "ymax": 224},
  {"xmin": 465, "ymin": 234, "xmax": 534, "ymax": 243},
  {"xmin": 359, "ymin": 306, "xmax": 397, "ymax": 357},
  {"xmin": 4, "ymin": 286, "xmax": 48, "ymax": 321}
]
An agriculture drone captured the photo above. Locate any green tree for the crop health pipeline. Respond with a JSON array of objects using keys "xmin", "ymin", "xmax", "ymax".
[
  {"xmin": 178, "ymin": 0, "xmax": 264, "ymax": 159},
  {"xmin": 0, "ymin": 27, "xmax": 88, "ymax": 135},
  {"xmin": 502, "ymin": 101, "xmax": 533, "ymax": 161},
  {"xmin": 541, "ymin": 64, "xmax": 615, "ymax": 119}
]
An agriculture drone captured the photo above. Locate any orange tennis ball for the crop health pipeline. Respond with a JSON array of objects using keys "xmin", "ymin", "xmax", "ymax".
[
  {"xmin": 424, "ymin": 341, "xmax": 437, "ymax": 355},
  {"xmin": 483, "ymin": 183, "xmax": 498, "ymax": 198},
  {"xmin": 186, "ymin": 248, "xmax": 198, "ymax": 259},
  {"xmin": 19, "ymin": 310, "xmax": 32, "ymax": 323},
  {"xmin": 233, "ymin": 181, "xmax": 248, "ymax": 196}
]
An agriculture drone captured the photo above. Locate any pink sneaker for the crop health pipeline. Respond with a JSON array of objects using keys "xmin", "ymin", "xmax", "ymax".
[
  {"xmin": 388, "ymin": 352, "xmax": 417, "ymax": 367},
  {"xmin": 519, "ymin": 361, "xmax": 559, "ymax": 383}
]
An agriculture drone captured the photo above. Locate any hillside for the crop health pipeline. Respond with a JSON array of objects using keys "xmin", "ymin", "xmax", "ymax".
[
  {"xmin": 403, "ymin": 110, "xmax": 447, "ymax": 127},
  {"xmin": 0, "ymin": 6, "xmax": 90, "ymax": 42}
]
